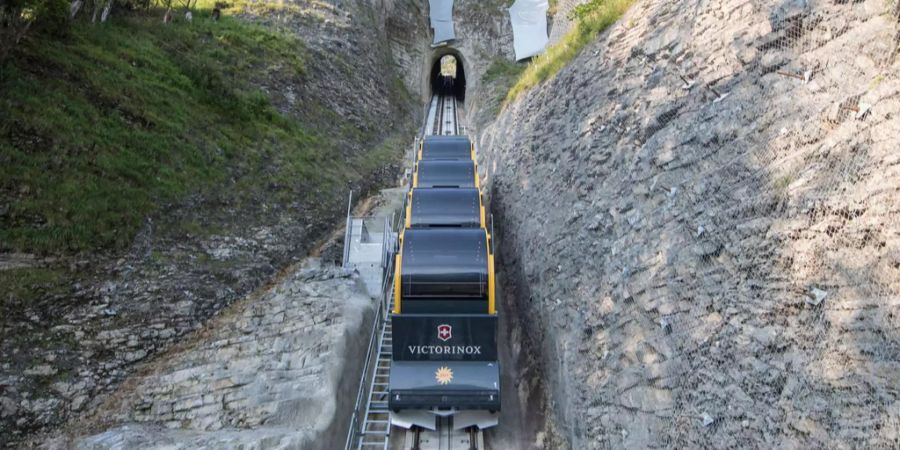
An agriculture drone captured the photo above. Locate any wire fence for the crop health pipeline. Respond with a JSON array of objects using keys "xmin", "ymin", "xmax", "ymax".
[
  {"xmin": 547, "ymin": 0, "xmax": 899, "ymax": 447},
  {"xmin": 654, "ymin": 0, "xmax": 898, "ymax": 448},
  {"xmin": 547, "ymin": 0, "xmax": 591, "ymax": 45}
]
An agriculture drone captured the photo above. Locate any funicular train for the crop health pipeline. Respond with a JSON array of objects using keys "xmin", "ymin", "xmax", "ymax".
[{"xmin": 388, "ymin": 134, "xmax": 500, "ymax": 431}]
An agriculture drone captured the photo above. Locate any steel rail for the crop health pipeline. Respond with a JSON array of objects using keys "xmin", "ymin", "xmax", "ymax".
[{"xmin": 347, "ymin": 95, "xmax": 484, "ymax": 450}]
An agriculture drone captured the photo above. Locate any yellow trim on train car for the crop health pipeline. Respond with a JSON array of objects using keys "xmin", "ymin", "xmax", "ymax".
[
  {"xmin": 474, "ymin": 163, "xmax": 481, "ymax": 189},
  {"xmin": 413, "ymin": 166, "xmax": 419, "ymax": 188},
  {"xmin": 480, "ymin": 204, "xmax": 486, "ymax": 228},
  {"xmin": 393, "ymin": 253, "xmax": 402, "ymax": 313},
  {"xmin": 405, "ymin": 190, "xmax": 413, "ymax": 228},
  {"xmin": 405, "ymin": 202, "xmax": 412, "ymax": 228},
  {"xmin": 470, "ymin": 142, "xmax": 476, "ymax": 161},
  {"xmin": 487, "ymin": 250, "xmax": 496, "ymax": 315}
]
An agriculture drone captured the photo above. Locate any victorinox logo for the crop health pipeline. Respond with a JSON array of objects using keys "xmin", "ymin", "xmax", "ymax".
[{"xmin": 437, "ymin": 324, "xmax": 452, "ymax": 341}]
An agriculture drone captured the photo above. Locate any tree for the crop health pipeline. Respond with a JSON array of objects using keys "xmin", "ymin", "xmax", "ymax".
[{"xmin": 0, "ymin": 0, "xmax": 68, "ymax": 63}]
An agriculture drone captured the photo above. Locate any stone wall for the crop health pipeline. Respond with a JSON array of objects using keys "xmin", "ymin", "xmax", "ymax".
[
  {"xmin": 63, "ymin": 263, "xmax": 373, "ymax": 449},
  {"xmin": 477, "ymin": 0, "xmax": 899, "ymax": 447},
  {"xmin": 381, "ymin": 0, "xmax": 515, "ymax": 119}
]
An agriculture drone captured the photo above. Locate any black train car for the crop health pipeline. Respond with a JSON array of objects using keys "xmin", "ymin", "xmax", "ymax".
[
  {"xmin": 405, "ymin": 187, "xmax": 486, "ymax": 228},
  {"xmin": 413, "ymin": 160, "xmax": 479, "ymax": 189},
  {"xmin": 418, "ymin": 135, "xmax": 474, "ymax": 160},
  {"xmin": 389, "ymin": 135, "xmax": 500, "ymax": 430}
]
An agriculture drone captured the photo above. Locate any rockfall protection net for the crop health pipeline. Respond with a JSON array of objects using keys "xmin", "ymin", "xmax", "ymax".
[
  {"xmin": 578, "ymin": 0, "xmax": 899, "ymax": 447},
  {"xmin": 476, "ymin": 0, "xmax": 899, "ymax": 446},
  {"xmin": 548, "ymin": 0, "xmax": 592, "ymax": 45}
]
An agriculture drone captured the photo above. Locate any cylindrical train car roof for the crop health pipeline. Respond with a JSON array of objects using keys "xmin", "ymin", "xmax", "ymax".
[
  {"xmin": 421, "ymin": 135, "xmax": 473, "ymax": 160},
  {"xmin": 410, "ymin": 188, "xmax": 482, "ymax": 228},
  {"xmin": 400, "ymin": 228, "xmax": 488, "ymax": 300},
  {"xmin": 415, "ymin": 160, "xmax": 477, "ymax": 188}
]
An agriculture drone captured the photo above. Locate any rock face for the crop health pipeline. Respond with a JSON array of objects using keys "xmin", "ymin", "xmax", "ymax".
[
  {"xmin": 477, "ymin": 0, "xmax": 899, "ymax": 448},
  {"xmin": 0, "ymin": 1, "xmax": 415, "ymax": 444},
  {"xmin": 65, "ymin": 262, "xmax": 373, "ymax": 449},
  {"xmin": 381, "ymin": 0, "xmax": 515, "ymax": 114}
]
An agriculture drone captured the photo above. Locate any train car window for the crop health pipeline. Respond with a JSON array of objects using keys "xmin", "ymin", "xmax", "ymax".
[
  {"xmin": 415, "ymin": 160, "xmax": 477, "ymax": 188},
  {"xmin": 421, "ymin": 135, "xmax": 472, "ymax": 160},
  {"xmin": 410, "ymin": 188, "xmax": 481, "ymax": 228},
  {"xmin": 401, "ymin": 228, "xmax": 488, "ymax": 301}
]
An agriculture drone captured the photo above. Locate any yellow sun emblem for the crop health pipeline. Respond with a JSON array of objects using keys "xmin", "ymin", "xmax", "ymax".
[{"xmin": 435, "ymin": 366, "xmax": 453, "ymax": 385}]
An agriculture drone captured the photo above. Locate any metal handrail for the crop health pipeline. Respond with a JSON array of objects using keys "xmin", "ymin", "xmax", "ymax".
[
  {"xmin": 343, "ymin": 294, "xmax": 383, "ymax": 450},
  {"xmin": 344, "ymin": 259, "xmax": 392, "ymax": 449},
  {"xmin": 344, "ymin": 214, "xmax": 399, "ymax": 450},
  {"xmin": 344, "ymin": 136, "xmax": 416, "ymax": 450},
  {"xmin": 342, "ymin": 191, "xmax": 353, "ymax": 268}
]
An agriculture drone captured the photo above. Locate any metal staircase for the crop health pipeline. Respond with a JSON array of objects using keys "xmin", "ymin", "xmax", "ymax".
[
  {"xmin": 344, "ymin": 215, "xmax": 398, "ymax": 450},
  {"xmin": 356, "ymin": 292, "xmax": 393, "ymax": 449}
]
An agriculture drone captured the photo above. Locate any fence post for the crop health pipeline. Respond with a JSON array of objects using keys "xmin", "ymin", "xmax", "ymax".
[{"xmin": 342, "ymin": 191, "xmax": 353, "ymax": 268}]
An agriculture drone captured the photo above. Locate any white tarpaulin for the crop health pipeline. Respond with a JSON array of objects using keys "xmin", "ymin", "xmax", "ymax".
[
  {"xmin": 429, "ymin": 0, "xmax": 455, "ymax": 44},
  {"xmin": 509, "ymin": 0, "xmax": 549, "ymax": 61}
]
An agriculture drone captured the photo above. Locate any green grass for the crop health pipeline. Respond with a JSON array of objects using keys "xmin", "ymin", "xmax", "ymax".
[
  {"xmin": 482, "ymin": 58, "xmax": 525, "ymax": 112},
  {"xmin": 483, "ymin": 58, "xmax": 526, "ymax": 84},
  {"xmin": 0, "ymin": 267, "xmax": 72, "ymax": 307},
  {"xmin": 505, "ymin": 0, "xmax": 633, "ymax": 105},
  {"xmin": 355, "ymin": 132, "xmax": 408, "ymax": 174},
  {"xmin": 773, "ymin": 173, "xmax": 794, "ymax": 197},
  {"xmin": 195, "ymin": 0, "xmax": 337, "ymax": 23},
  {"xmin": 0, "ymin": 11, "xmax": 362, "ymax": 255}
]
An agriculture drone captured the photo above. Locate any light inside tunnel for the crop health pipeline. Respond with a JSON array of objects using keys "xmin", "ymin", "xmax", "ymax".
[
  {"xmin": 430, "ymin": 53, "xmax": 466, "ymax": 102},
  {"xmin": 440, "ymin": 55, "xmax": 457, "ymax": 78}
]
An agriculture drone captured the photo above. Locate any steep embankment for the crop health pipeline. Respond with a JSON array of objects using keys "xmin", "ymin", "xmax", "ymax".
[
  {"xmin": 478, "ymin": 0, "xmax": 899, "ymax": 448},
  {"xmin": 0, "ymin": 3, "xmax": 414, "ymax": 445},
  {"xmin": 69, "ymin": 261, "xmax": 374, "ymax": 450}
]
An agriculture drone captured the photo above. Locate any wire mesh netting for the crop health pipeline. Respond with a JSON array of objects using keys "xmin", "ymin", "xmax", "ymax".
[
  {"xmin": 485, "ymin": 0, "xmax": 899, "ymax": 448},
  {"xmin": 620, "ymin": 0, "xmax": 899, "ymax": 447},
  {"xmin": 548, "ymin": 0, "xmax": 592, "ymax": 45}
]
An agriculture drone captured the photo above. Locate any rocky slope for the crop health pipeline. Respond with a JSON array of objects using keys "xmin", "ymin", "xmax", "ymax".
[
  {"xmin": 64, "ymin": 261, "xmax": 372, "ymax": 450},
  {"xmin": 9, "ymin": 0, "xmax": 897, "ymax": 448},
  {"xmin": 382, "ymin": 0, "xmax": 516, "ymax": 115},
  {"xmin": 0, "ymin": 1, "xmax": 415, "ymax": 445},
  {"xmin": 477, "ymin": 0, "xmax": 900, "ymax": 448}
]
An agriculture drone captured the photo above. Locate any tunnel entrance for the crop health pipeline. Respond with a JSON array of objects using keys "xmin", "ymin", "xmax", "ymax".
[{"xmin": 430, "ymin": 53, "xmax": 466, "ymax": 102}]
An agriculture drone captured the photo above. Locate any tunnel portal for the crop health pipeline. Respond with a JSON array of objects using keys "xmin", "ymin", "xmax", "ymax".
[{"xmin": 430, "ymin": 53, "xmax": 466, "ymax": 102}]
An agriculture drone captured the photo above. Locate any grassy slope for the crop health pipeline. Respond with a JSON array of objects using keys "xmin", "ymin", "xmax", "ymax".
[
  {"xmin": 0, "ymin": 11, "xmax": 393, "ymax": 256},
  {"xmin": 481, "ymin": 58, "xmax": 526, "ymax": 113},
  {"xmin": 0, "ymin": 10, "xmax": 411, "ymax": 310},
  {"xmin": 505, "ymin": 0, "xmax": 633, "ymax": 104}
]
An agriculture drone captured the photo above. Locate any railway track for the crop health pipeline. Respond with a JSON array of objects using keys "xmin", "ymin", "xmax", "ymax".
[
  {"xmin": 437, "ymin": 94, "xmax": 459, "ymax": 135},
  {"xmin": 425, "ymin": 92, "xmax": 461, "ymax": 136},
  {"xmin": 346, "ymin": 93, "xmax": 484, "ymax": 450}
]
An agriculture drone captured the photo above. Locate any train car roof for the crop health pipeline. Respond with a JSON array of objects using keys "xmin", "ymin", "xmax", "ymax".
[
  {"xmin": 400, "ymin": 228, "xmax": 488, "ymax": 300},
  {"xmin": 416, "ymin": 160, "xmax": 477, "ymax": 188},
  {"xmin": 422, "ymin": 135, "xmax": 472, "ymax": 160},
  {"xmin": 410, "ymin": 188, "xmax": 481, "ymax": 228}
]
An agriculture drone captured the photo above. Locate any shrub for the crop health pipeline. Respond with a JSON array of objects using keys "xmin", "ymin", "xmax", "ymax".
[
  {"xmin": 505, "ymin": 0, "xmax": 634, "ymax": 105},
  {"xmin": 0, "ymin": 0, "xmax": 69, "ymax": 62}
]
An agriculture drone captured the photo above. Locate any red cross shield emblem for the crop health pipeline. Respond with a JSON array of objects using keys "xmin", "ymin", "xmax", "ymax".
[{"xmin": 437, "ymin": 324, "xmax": 452, "ymax": 342}]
